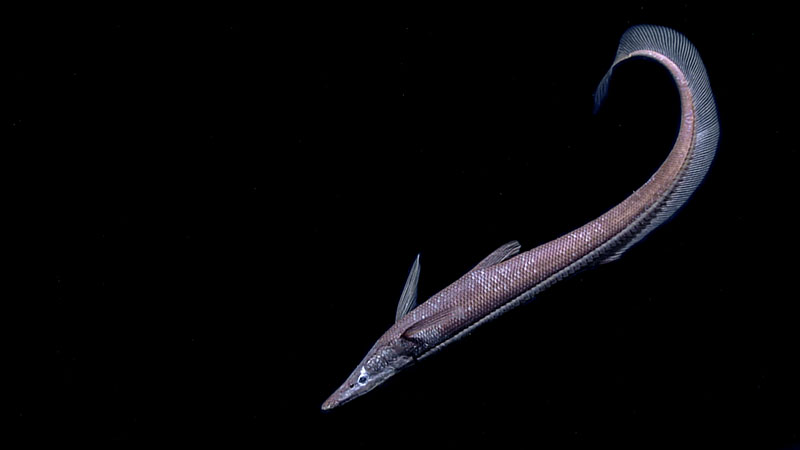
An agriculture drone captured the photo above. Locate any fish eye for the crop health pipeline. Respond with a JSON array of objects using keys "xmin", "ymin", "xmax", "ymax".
[{"xmin": 357, "ymin": 367, "xmax": 369, "ymax": 385}]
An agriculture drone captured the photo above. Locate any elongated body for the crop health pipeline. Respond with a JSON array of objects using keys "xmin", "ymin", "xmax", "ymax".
[{"xmin": 322, "ymin": 25, "xmax": 719, "ymax": 410}]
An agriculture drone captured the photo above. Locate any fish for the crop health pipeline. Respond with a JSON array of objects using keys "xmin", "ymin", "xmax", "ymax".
[{"xmin": 322, "ymin": 24, "xmax": 719, "ymax": 411}]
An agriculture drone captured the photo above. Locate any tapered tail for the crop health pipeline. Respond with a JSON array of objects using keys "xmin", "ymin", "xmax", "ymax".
[{"xmin": 593, "ymin": 25, "xmax": 720, "ymax": 259}]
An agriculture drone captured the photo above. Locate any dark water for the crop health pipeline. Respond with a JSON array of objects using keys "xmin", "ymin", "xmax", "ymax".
[{"xmin": 14, "ymin": 4, "xmax": 798, "ymax": 448}]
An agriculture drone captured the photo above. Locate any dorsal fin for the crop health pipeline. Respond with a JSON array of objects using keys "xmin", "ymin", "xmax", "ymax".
[
  {"xmin": 471, "ymin": 240, "xmax": 521, "ymax": 271},
  {"xmin": 395, "ymin": 254, "xmax": 421, "ymax": 322}
]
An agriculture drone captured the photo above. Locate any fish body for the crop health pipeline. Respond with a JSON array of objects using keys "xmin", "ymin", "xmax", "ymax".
[{"xmin": 322, "ymin": 25, "xmax": 719, "ymax": 411}]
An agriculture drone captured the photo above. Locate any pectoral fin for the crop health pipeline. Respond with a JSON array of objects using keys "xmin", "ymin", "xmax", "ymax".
[
  {"xmin": 395, "ymin": 254, "xmax": 421, "ymax": 322},
  {"xmin": 401, "ymin": 306, "xmax": 457, "ymax": 342}
]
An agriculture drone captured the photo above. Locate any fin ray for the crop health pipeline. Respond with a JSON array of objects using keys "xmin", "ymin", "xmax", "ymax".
[
  {"xmin": 395, "ymin": 254, "xmax": 421, "ymax": 322},
  {"xmin": 471, "ymin": 240, "xmax": 521, "ymax": 271}
]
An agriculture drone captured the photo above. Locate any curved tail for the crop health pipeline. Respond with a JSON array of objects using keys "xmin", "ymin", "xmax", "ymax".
[{"xmin": 593, "ymin": 25, "xmax": 720, "ymax": 261}]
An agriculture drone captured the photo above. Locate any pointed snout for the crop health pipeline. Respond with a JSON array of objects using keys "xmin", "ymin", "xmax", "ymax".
[
  {"xmin": 321, "ymin": 380, "xmax": 360, "ymax": 411},
  {"xmin": 321, "ymin": 395, "xmax": 339, "ymax": 411}
]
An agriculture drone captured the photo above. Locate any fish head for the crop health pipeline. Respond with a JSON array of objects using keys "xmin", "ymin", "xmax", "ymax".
[{"xmin": 321, "ymin": 339, "xmax": 415, "ymax": 411}]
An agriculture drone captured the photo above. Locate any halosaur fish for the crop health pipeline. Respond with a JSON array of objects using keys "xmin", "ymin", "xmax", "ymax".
[{"xmin": 322, "ymin": 25, "xmax": 719, "ymax": 411}]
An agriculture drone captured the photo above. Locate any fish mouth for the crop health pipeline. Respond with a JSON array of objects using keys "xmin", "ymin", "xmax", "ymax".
[
  {"xmin": 321, "ymin": 385, "xmax": 359, "ymax": 411},
  {"xmin": 321, "ymin": 400, "xmax": 335, "ymax": 411},
  {"xmin": 321, "ymin": 378, "xmax": 375, "ymax": 411},
  {"xmin": 320, "ymin": 394, "xmax": 341, "ymax": 411}
]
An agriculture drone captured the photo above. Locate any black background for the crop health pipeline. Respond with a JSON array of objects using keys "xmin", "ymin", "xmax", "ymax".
[{"xmin": 11, "ymin": 4, "xmax": 798, "ymax": 448}]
